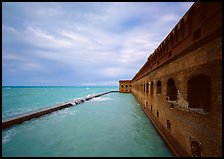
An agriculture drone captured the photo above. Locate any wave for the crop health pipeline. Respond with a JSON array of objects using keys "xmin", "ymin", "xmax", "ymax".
[
  {"xmin": 2, "ymin": 128, "xmax": 17, "ymax": 144},
  {"xmin": 91, "ymin": 97, "xmax": 112, "ymax": 102},
  {"xmin": 47, "ymin": 107, "xmax": 78, "ymax": 119},
  {"xmin": 86, "ymin": 94, "xmax": 92, "ymax": 97}
]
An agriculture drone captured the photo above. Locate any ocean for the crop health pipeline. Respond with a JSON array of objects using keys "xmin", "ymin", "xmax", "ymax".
[{"xmin": 2, "ymin": 86, "xmax": 173, "ymax": 157}]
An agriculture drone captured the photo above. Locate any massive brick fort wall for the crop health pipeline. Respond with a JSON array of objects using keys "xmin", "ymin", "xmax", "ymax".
[{"xmin": 119, "ymin": 2, "xmax": 222, "ymax": 157}]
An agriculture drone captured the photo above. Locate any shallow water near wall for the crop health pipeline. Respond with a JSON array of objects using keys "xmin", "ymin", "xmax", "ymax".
[{"xmin": 2, "ymin": 87, "xmax": 173, "ymax": 157}]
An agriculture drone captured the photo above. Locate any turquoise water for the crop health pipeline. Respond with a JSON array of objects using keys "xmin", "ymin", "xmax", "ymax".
[
  {"xmin": 2, "ymin": 86, "xmax": 173, "ymax": 157},
  {"xmin": 2, "ymin": 86, "xmax": 117, "ymax": 119}
]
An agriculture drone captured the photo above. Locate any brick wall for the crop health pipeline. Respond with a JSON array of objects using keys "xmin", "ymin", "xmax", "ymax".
[
  {"xmin": 119, "ymin": 80, "xmax": 132, "ymax": 93},
  {"xmin": 119, "ymin": 2, "xmax": 222, "ymax": 157}
]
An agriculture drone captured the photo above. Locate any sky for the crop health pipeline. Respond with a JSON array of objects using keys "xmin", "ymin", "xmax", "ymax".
[{"xmin": 2, "ymin": 2, "xmax": 193, "ymax": 86}]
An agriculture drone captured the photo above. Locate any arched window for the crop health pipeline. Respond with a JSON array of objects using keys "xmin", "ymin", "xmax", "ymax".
[
  {"xmin": 187, "ymin": 74, "xmax": 210, "ymax": 112},
  {"xmin": 146, "ymin": 83, "xmax": 149, "ymax": 93},
  {"xmin": 157, "ymin": 81, "xmax": 162, "ymax": 94},
  {"xmin": 150, "ymin": 82, "xmax": 153, "ymax": 95},
  {"xmin": 167, "ymin": 120, "xmax": 171, "ymax": 130},
  {"xmin": 157, "ymin": 111, "xmax": 159, "ymax": 118},
  {"xmin": 190, "ymin": 139, "xmax": 201, "ymax": 157},
  {"xmin": 167, "ymin": 78, "xmax": 177, "ymax": 101}
]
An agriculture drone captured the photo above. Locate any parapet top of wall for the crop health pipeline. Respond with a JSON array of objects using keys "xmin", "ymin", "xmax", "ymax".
[
  {"xmin": 119, "ymin": 80, "xmax": 132, "ymax": 82},
  {"xmin": 119, "ymin": 80, "xmax": 132, "ymax": 83},
  {"xmin": 132, "ymin": 2, "xmax": 222, "ymax": 82}
]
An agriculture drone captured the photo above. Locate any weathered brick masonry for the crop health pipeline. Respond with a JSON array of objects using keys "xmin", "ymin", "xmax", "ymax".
[
  {"xmin": 119, "ymin": 80, "xmax": 132, "ymax": 93},
  {"xmin": 119, "ymin": 2, "xmax": 222, "ymax": 157}
]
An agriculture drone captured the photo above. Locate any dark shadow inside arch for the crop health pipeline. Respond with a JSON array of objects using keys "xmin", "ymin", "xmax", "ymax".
[
  {"xmin": 167, "ymin": 78, "xmax": 177, "ymax": 101},
  {"xmin": 187, "ymin": 74, "xmax": 211, "ymax": 112},
  {"xmin": 157, "ymin": 80, "xmax": 162, "ymax": 94}
]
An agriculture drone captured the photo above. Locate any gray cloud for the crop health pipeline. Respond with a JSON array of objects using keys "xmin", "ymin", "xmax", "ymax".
[{"xmin": 2, "ymin": 2, "xmax": 193, "ymax": 86}]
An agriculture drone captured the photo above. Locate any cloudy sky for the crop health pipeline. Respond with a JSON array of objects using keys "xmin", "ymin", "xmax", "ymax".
[{"xmin": 2, "ymin": 2, "xmax": 193, "ymax": 86}]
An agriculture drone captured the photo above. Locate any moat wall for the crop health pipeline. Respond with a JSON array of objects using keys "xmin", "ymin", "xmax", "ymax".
[{"xmin": 119, "ymin": 2, "xmax": 222, "ymax": 157}]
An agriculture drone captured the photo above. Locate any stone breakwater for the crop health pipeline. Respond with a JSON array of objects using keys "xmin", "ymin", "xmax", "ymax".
[{"xmin": 2, "ymin": 91, "xmax": 119, "ymax": 129}]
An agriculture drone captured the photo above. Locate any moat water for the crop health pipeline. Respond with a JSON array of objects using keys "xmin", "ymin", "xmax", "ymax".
[{"xmin": 2, "ymin": 86, "xmax": 173, "ymax": 157}]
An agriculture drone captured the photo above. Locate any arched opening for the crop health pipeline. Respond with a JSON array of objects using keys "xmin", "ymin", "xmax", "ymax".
[
  {"xmin": 150, "ymin": 82, "xmax": 153, "ymax": 95},
  {"xmin": 146, "ymin": 83, "xmax": 149, "ymax": 93},
  {"xmin": 187, "ymin": 74, "xmax": 210, "ymax": 112},
  {"xmin": 191, "ymin": 139, "xmax": 201, "ymax": 157},
  {"xmin": 167, "ymin": 120, "xmax": 171, "ymax": 130},
  {"xmin": 157, "ymin": 81, "xmax": 162, "ymax": 94},
  {"xmin": 167, "ymin": 78, "xmax": 177, "ymax": 101}
]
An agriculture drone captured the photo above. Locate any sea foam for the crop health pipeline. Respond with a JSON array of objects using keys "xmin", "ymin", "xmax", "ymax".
[{"xmin": 91, "ymin": 97, "xmax": 112, "ymax": 102}]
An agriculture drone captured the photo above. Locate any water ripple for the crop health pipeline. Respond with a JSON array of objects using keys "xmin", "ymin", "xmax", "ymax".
[{"xmin": 2, "ymin": 128, "xmax": 17, "ymax": 144}]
